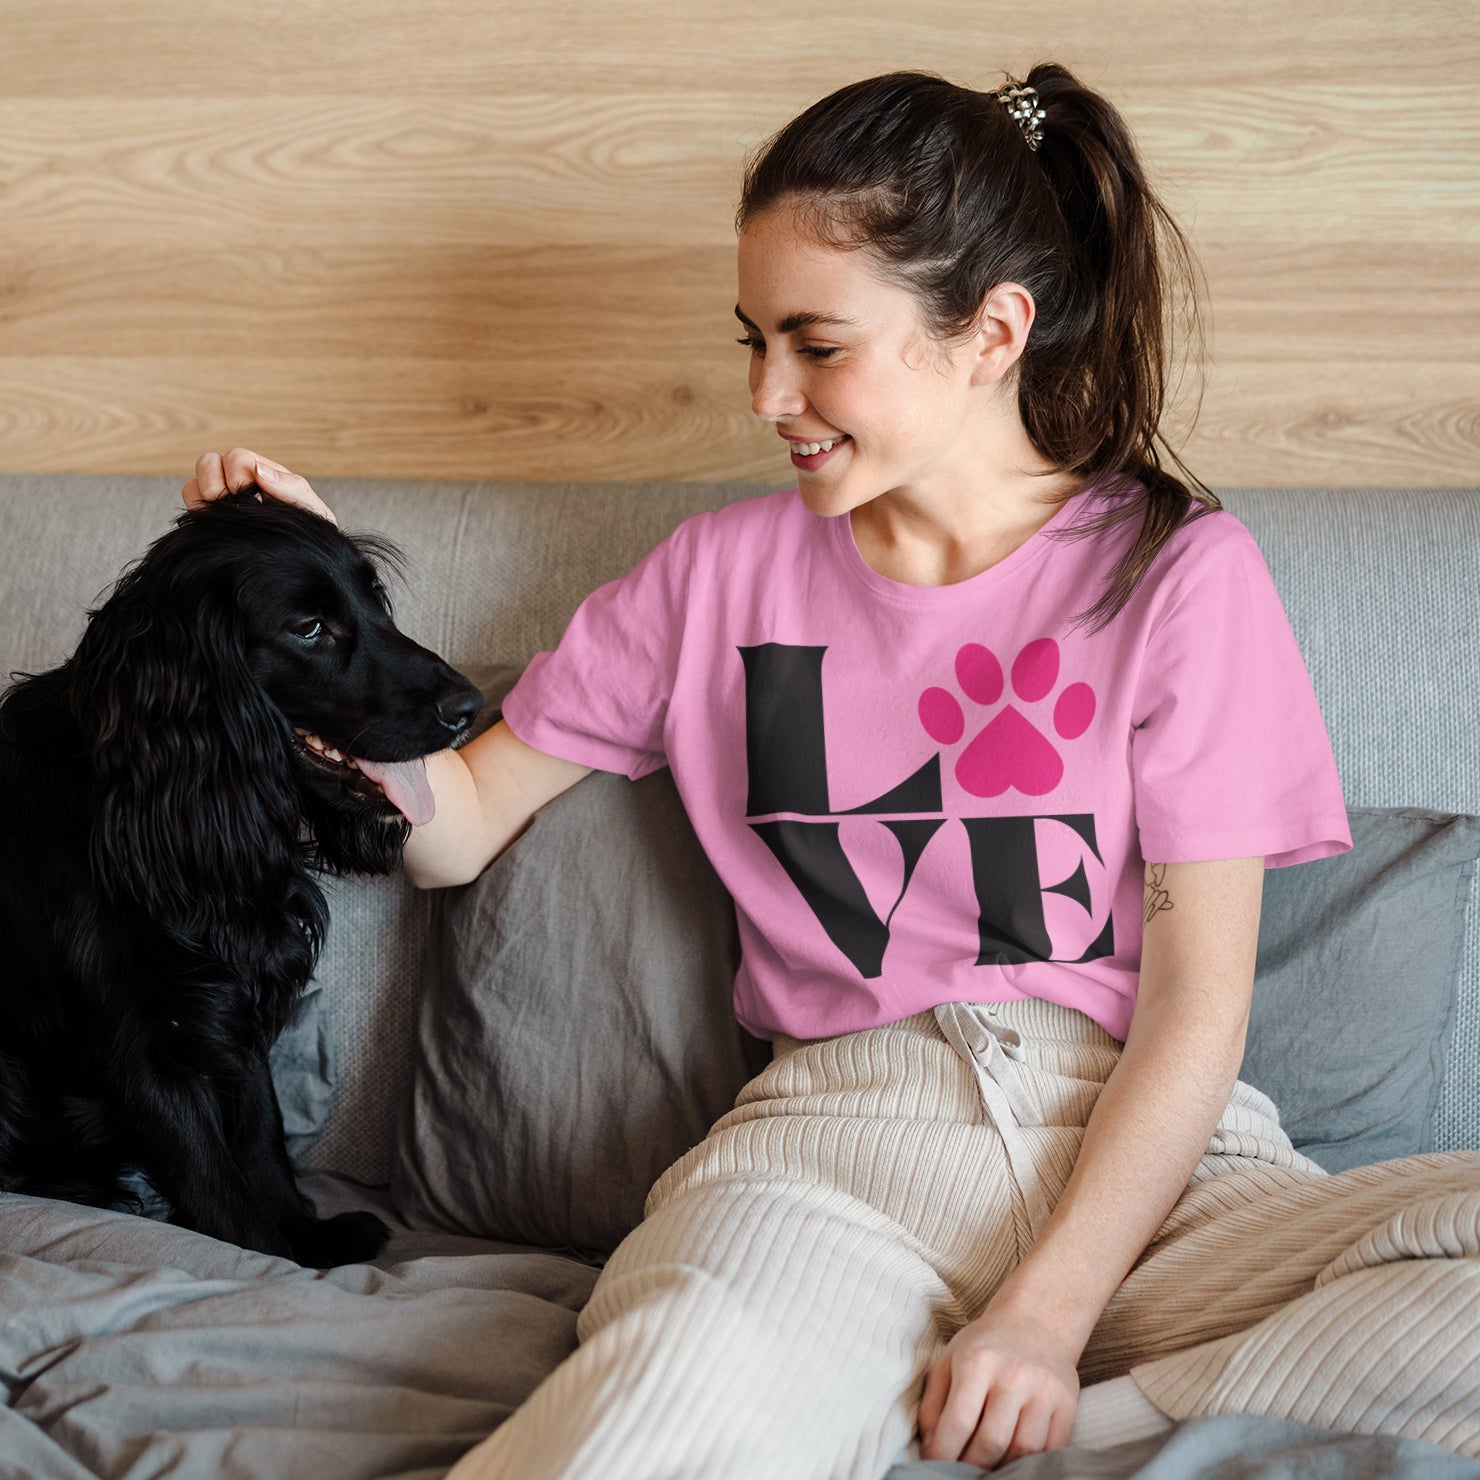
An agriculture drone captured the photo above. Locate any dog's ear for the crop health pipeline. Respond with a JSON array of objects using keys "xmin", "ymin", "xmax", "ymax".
[{"xmin": 68, "ymin": 539, "xmax": 303, "ymax": 939}]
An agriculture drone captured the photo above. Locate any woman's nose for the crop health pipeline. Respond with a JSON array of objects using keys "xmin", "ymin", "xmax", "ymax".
[{"xmin": 751, "ymin": 357, "xmax": 806, "ymax": 421}]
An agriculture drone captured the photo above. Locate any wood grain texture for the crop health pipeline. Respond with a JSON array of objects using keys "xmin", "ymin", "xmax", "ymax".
[{"xmin": 1, "ymin": 0, "xmax": 1476, "ymax": 485}]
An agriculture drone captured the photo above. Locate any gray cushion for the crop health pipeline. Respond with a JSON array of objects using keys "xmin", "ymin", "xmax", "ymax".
[
  {"xmin": 390, "ymin": 746, "xmax": 765, "ymax": 1257},
  {"xmin": 267, "ymin": 669, "xmax": 515, "ymax": 1184},
  {"xmin": 1242, "ymin": 807, "xmax": 1480, "ymax": 1172},
  {"xmin": 1213, "ymin": 489, "xmax": 1480, "ymax": 1157},
  {"xmin": 281, "ymin": 872, "xmax": 438, "ymax": 1182}
]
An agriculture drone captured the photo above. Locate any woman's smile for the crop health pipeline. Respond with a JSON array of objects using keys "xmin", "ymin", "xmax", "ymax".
[{"xmin": 783, "ymin": 432, "xmax": 851, "ymax": 472}]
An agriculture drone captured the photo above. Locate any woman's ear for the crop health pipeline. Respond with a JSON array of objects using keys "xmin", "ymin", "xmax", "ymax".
[{"xmin": 969, "ymin": 281, "xmax": 1037, "ymax": 386}]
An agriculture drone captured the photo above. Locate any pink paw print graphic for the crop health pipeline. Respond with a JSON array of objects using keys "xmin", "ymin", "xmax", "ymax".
[{"xmin": 918, "ymin": 638, "xmax": 1096, "ymax": 797}]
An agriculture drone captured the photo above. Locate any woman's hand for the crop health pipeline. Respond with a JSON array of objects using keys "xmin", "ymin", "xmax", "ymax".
[
  {"xmin": 182, "ymin": 448, "xmax": 338, "ymax": 525},
  {"xmin": 917, "ymin": 1303, "xmax": 1080, "ymax": 1469}
]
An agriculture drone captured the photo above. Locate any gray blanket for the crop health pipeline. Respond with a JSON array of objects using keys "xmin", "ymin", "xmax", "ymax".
[
  {"xmin": 0, "ymin": 1178, "xmax": 597, "ymax": 1479},
  {"xmin": 2, "ymin": 1180, "xmax": 1473, "ymax": 1479},
  {"xmin": 894, "ymin": 1419, "xmax": 1480, "ymax": 1479}
]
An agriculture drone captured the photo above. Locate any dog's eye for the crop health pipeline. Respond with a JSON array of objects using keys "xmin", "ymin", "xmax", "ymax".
[{"xmin": 288, "ymin": 619, "xmax": 324, "ymax": 643}]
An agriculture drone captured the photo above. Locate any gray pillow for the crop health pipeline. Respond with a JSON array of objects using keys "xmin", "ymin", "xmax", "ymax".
[
  {"xmin": 1243, "ymin": 807, "xmax": 1480, "ymax": 1172},
  {"xmin": 268, "ymin": 977, "xmax": 336, "ymax": 1161},
  {"xmin": 390, "ymin": 674, "xmax": 765, "ymax": 1256}
]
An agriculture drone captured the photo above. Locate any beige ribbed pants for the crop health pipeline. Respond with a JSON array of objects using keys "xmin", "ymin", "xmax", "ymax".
[{"xmin": 446, "ymin": 998, "xmax": 1480, "ymax": 1479}]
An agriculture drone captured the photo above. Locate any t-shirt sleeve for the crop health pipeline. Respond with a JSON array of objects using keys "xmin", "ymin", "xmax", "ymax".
[
  {"xmin": 1130, "ymin": 523, "xmax": 1352, "ymax": 869},
  {"xmin": 498, "ymin": 520, "xmax": 692, "ymax": 780}
]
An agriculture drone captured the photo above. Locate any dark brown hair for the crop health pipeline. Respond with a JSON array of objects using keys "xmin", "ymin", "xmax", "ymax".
[{"xmin": 738, "ymin": 64, "xmax": 1219, "ymax": 633}]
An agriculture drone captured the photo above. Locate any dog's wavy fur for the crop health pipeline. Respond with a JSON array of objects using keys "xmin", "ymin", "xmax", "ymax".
[{"xmin": 0, "ymin": 490, "xmax": 481, "ymax": 1267}]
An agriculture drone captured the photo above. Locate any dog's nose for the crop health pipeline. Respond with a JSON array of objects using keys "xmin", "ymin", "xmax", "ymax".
[{"xmin": 436, "ymin": 686, "xmax": 484, "ymax": 738}]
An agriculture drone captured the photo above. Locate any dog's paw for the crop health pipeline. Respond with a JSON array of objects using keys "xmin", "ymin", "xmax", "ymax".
[{"xmin": 290, "ymin": 1209, "xmax": 392, "ymax": 1268}]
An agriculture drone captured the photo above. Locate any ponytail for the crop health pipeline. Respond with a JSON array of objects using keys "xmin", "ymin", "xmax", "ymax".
[
  {"xmin": 738, "ymin": 66, "xmax": 1219, "ymax": 634},
  {"xmin": 1016, "ymin": 63, "xmax": 1217, "ymax": 632}
]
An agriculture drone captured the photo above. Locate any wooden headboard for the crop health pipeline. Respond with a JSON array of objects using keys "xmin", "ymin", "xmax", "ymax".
[{"xmin": 1, "ymin": 1, "xmax": 1474, "ymax": 486}]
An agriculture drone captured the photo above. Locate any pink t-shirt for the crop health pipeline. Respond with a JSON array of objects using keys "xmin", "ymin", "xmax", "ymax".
[{"xmin": 502, "ymin": 485, "xmax": 1352, "ymax": 1043}]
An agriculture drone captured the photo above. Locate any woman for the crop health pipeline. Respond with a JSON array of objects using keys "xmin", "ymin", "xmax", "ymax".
[{"xmin": 188, "ymin": 65, "xmax": 1480, "ymax": 1478}]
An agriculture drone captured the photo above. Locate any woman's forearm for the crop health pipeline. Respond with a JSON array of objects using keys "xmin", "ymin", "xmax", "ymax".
[
  {"xmin": 983, "ymin": 855, "xmax": 1264, "ymax": 1353},
  {"xmin": 402, "ymin": 721, "xmax": 593, "ymax": 889},
  {"xmin": 985, "ymin": 988, "xmax": 1249, "ymax": 1354}
]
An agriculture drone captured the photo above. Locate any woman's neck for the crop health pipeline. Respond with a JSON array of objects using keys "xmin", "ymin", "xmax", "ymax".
[
  {"xmin": 849, "ymin": 419, "xmax": 1083, "ymax": 587},
  {"xmin": 848, "ymin": 482, "xmax": 1074, "ymax": 586}
]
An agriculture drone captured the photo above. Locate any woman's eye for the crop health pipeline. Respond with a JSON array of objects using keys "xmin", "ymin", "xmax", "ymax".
[
  {"xmin": 289, "ymin": 619, "xmax": 324, "ymax": 642},
  {"xmin": 736, "ymin": 337, "xmax": 839, "ymax": 362}
]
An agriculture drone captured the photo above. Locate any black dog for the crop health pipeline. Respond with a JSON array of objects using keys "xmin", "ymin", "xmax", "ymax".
[{"xmin": 0, "ymin": 489, "xmax": 481, "ymax": 1267}]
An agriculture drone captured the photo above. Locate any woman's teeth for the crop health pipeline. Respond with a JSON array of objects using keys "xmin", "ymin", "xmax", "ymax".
[{"xmin": 794, "ymin": 437, "xmax": 845, "ymax": 456}]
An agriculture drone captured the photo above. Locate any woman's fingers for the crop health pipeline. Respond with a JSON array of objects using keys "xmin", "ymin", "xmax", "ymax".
[
  {"xmin": 250, "ymin": 461, "xmax": 339, "ymax": 525},
  {"xmin": 982, "ymin": 1395, "xmax": 1053, "ymax": 1470},
  {"xmin": 956, "ymin": 1386, "xmax": 1020, "ymax": 1469},
  {"xmin": 181, "ymin": 448, "xmax": 338, "ymax": 525},
  {"xmin": 916, "ymin": 1354, "xmax": 950, "ymax": 1453},
  {"xmin": 921, "ymin": 1352, "xmax": 1072, "ymax": 1470},
  {"xmin": 181, "ymin": 450, "xmax": 227, "ymax": 509},
  {"xmin": 221, "ymin": 446, "xmax": 277, "ymax": 490},
  {"xmin": 1045, "ymin": 1400, "xmax": 1077, "ymax": 1453},
  {"xmin": 922, "ymin": 1351, "xmax": 996, "ymax": 1462}
]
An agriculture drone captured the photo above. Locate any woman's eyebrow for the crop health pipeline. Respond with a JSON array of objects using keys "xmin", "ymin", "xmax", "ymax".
[{"xmin": 734, "ymin": 306, "xmax": 859, "ymax": 334}]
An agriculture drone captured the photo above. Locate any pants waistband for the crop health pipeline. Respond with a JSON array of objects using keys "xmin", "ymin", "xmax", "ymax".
[{"xmin": 772, "ymin": 996, "xmax": 1121, "ymax": 1059}]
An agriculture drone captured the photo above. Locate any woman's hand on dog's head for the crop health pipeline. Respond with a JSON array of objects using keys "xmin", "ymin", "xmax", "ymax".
[{"xmin": 183, "ymin": 449, "xmax": 339, "ymax": 527}]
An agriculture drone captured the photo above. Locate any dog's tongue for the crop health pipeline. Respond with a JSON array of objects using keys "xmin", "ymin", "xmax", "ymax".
[{"xmin": 353, "ymin": 756, "xmax": 435, "ymax": 827}]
